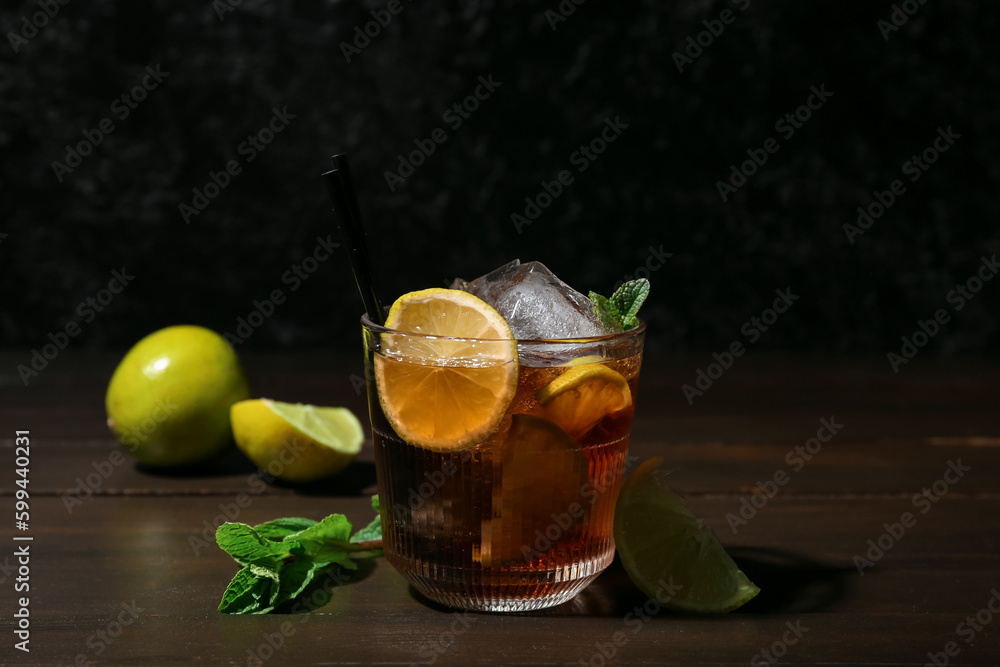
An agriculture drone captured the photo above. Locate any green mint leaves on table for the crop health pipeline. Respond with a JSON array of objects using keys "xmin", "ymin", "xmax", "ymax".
[
  {"xmin": 590, "ymin": 278, "xmax": 650, "ymax": 331},
  {"xmin": 216, "ymin": 495, "xmax": 383, "ymax": 614}
]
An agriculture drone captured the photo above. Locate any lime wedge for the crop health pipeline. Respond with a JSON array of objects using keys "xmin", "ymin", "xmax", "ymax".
[
  {"xmin": 230, "ymin": 399, "xmax": 364, "ymax": 482},
  {"xmin": 614, "ymin": 457, "xmax": 760, "ymax": 612}
]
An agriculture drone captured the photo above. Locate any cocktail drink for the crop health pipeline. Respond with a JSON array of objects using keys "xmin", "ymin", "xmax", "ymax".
[{"xmin": 362, "ymin": 261, "xmax": 645, "ymax": 612}]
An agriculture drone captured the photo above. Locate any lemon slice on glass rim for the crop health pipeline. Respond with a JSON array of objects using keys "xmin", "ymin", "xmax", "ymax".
[{"xmin": 374, "ymin": 288, "xmax": 519, "ymax": 452}]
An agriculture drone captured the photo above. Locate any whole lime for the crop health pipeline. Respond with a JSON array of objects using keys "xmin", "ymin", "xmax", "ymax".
[{"xmin": 106, "ymin": 325, "xmax": 251, "ymax": 467}]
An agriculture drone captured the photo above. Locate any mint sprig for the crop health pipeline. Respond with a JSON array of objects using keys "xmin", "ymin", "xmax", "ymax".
[
  {"xmin": 588, "ymin": 292, "xmax": 622, "ymax": 331},
  {"xmin": 216, "ymin": 495, "xmax": 383, "ymax": 614},
  {"xmin": 590, "ymin": 278, "xmax": 650, "ymax": 330}
]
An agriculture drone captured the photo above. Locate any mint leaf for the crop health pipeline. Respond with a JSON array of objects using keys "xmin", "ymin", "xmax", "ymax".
[
  {"xmin": 262, "ymin": 558, "xmax": 321, "ymax": 613},
  {"xmin": 216, "ymin": 523, "xmax": 301, "ymax": 569},
  {"xmin": 350, "ymin": 494, "xmax": 383, "ymax": 552},
  {"xmin": 249, "ymin": 562, "xmax": 282, "ymax": 593},
  {"xmin": 609, "ymin": 279, "xmax": 649, "ymax": 330},
  {"xmin": 350, "ymin": 516, "xmax": 382, "ymax": 544},
  {"xmin": 249, "ymin": 564, "xmax": 283, "ymax": 614},
  {"xmin": 219, "ymin": 566, "xmax": 271, "ymax": 614},
  {"xmin": 217, "ymin": 563, "xmax": 284, "ymax": 615},
  {"xmin": 589, "ymin": 291, "xmax": 623, "ymax": 331},
  {"xmin": 219, "ymin": 560, "xmax": 318, "ymax": 615},
  {"xmin": 286, "ymin": 514, "xmax": 355, "ymax": 566},
  {"xmin": 254, "ymin": 517, "xmax": 318, "ymax": 542},
  {"xmin": 215, "ymin": 496, "xmax": 385, "ymax": 614}
]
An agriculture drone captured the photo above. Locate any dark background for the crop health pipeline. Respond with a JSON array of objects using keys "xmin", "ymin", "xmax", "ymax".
[{"xmin": 2, "ymin": 0, "xmax": 997, "ymax": 355}]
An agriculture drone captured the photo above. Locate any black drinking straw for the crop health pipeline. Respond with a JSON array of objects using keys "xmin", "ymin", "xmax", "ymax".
[{"xmin": 323, "ymin": 153, "xmax": 384, "ymax": 326}]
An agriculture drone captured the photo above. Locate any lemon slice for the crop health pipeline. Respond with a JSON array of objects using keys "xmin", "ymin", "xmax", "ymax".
[
  {"xmin": 230, "ymin": 399, "xmax": 364, "ymax": 482},
  {"xmin": 535, "ymin": 364, "xmax": 632, "ymax": 438},
  {"xmin": 375, "ymin": 288, "xmax": 518, "ymax": 452},
  {"xmin": 566, "ymin": 354, "xmax": 606, "ymax": 366},
  {"xmin": 614, "ymin": 457, "xmax": 760, "ymax": 613}
]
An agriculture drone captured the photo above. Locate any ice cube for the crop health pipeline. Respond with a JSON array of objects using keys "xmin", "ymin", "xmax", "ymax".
[{"xmin": 451, "ymin": 260, "xmax": 620, "ymax": 340}]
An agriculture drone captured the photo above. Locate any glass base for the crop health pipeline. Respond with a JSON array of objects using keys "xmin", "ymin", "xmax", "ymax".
[{"xmin": 393, "ymin": 552, "xmax": 610, "ymax": 613}]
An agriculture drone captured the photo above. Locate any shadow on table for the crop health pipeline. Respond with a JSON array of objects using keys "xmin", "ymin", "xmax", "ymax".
[
  {"xmin": 133, "ymin": 445, "xmax": 260, "ymax": 478},
  {"xmin": 268, "ymin": 558, "xmax": 380, "ymax": 614},
  {"xmin": 134, "ymin": 447, "xmax": 379, "ymax": 496},
  {"xmin": 409, "ymin": 548, "xmax": 854, "ymax": 617},
  {"xmin": 281, "ymin": 461, "xmax": 378, "ymax": 497},
  {"xmin": 727, "ymin": 547, "xmax": 855, "ymax": 614},
  {"xmin": 577, "ymin": 549, "xmax": 853, "ymax": 617}
]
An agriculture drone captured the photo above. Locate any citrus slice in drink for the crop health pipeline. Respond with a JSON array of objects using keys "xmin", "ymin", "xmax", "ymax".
[
  {"xmin": 375, "ymin": 288, "xmax": 518, "ymax": 452},
  {"xmin": 614, "ymin": 456, "xmax": 760, "ymax": 613},
  {"xmin": 535, "ymin": 364, "xmax": 632, "ymax": 438},
  {"xmin": 566, "ymin": 354, "xmax": 607, "ymax": 366},
  {"xmin": 230, "ymin": 399, "xmax": 364, "ymax": 482}
]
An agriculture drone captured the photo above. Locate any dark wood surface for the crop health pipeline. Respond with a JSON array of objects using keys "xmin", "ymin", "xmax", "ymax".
[{"xmin": 2, "ymin": 351, "xmax": 999, "ymax": 666}]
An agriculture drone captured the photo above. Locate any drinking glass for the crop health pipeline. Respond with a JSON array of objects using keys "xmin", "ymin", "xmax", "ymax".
[{"xmin": 362, "ymin": 315, "xmax": 645, "ymax": 612}]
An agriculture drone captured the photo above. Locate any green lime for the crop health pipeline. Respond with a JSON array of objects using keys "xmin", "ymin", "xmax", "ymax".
[
  {"xmin": 614, "ymin": 456, "xmax": 760, "ymax": 612},
  {"xmin": 230, "ymin": 399, "xmax": 364, "ymax": 483},
  {"xmin": 105, "ymin": 325, "xmax": 251, "ymax": 467}
]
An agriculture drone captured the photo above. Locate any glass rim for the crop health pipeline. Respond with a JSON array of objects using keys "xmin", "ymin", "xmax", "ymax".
[{"xmin": 361, "ymin": 312, "xmax": 645, "ymax": 344}]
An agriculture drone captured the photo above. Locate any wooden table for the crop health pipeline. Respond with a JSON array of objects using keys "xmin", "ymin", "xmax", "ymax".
[{"xmin": 2, "ymin": 352, "xmax": 999, "ymax": 666}]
